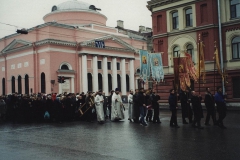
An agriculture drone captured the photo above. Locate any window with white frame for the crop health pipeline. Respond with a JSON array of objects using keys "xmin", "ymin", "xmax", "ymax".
[
  {"xmin": 230, "ymin": 0, "xmax": 240, "ymax": 18},
  {"xmin": 172, "ymin": 11, "xmax": 179, "ymax": 29},
  {"xmin": 185, "ymin": 8, "xmax": 193, "ymax": 27},
  {"xmin": 173, "ymin": 46, "xmax": 180, "ymax": 57},
  {"xmin": 187, "ymin": 44, "xmax": 194, "ymax": 62},
  {"xmin": 232, "ymin": 36, "xmax": 240, "ymax": 59}
]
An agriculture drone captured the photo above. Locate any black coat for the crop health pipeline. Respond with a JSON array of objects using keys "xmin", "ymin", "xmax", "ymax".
[
  {"xmin": 137, "ymin": 92, "xmax": 146, "ymax": 107},
  {"xmin": 168, "ymin": 93, "xmax": 177, "ymax": 110},
  {"xmin": 204, "ymin": 92, "xmax": 215, "ymax": 110},
  {"xmin": 180, "ymin": 92, "xmax": 189, "ymax": 117},
  {"xmin": 191, "ymin": 96, "xmax": 203, "ymax": 118}
]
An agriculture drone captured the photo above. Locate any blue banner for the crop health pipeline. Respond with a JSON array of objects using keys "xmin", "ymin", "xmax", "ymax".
[
  {"xmin": 139, "ymin": 50, "xmax": 150, "ymax": 81},
  {"xmin": 150, "ymin": 53, "xmax": 164, "ymax": 82}
]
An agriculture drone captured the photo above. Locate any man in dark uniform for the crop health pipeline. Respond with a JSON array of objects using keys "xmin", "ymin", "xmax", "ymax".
[
  {"xmin": 152, "ymin": 90, "xmax": 161, "ymax": 124},
  {"xmin": 133, "ymin": 89, "xmax": 140, "ymax": 123},
  {"xmin": 138, "ymin": 88, "xmax": 147, "ymax": 126},
  {"xmin": 85, "ymin": 91, "xmax": 95, "ymax": 122},
  {"xmin": 191, "ymin": 91, "xmax": 204, "ymax": 129},
  {"xmin": 204, "ymin": 87, "xmax": 217, "ymax": 125},
  {"xmin": 214, "ymin": 86, "xmax": 227, "ymax": 129},
  {"xmin": 107, "ymin": 90, "xmax": 114, "ymax": 119},
  {"xmin": 168, "ymin": 89, "xmax": 179, "ymax": 128},
  {"xmin": 146, "ymin": 88, "xmax": 153, "ymax": 122},
  {"xmin": 180, "ymin": 89, "xmax": 193, "ymax": 124}
]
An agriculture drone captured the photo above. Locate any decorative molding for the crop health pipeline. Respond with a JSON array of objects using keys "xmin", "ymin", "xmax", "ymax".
[
  {"xmin": 80, "ymin": 35, "xmax": 137, "ymax": 52},
  {"xmin": 35, "ymin": 39, "xmax": 77, "ymax": 47},
  {"xmin": 57, "ymin": 69, "xmax": 76, "ymax": 74},
  {"xmin": 1, "ymin": 39, "xmax": 32, "ymax": 54}
]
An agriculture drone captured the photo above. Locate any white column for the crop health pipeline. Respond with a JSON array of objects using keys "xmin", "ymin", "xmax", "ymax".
[
  {"xmin": 112, "ymin": 57, "xmax": 117, "ymax": 90},
  {"xmin": 58, "ymin": 83, "xmax": 62, "ymax": 94},
  {"xmin": 130, "ymin": 59, "xmax": 135, "ymax": 91},
  {"xmin": 103, "ymin": 56, "xmax": 109, "ymax": 96},
  {"xmin": 93, "ymin": 55, "xmax": 99, "ymax": 92},
  {"xmin": 71, "ymin": 77, "xmax": 74, "ymax": 93},
  {"xmin": 82, "ymin": 54, "xmax": 88, "ymax": 93},
  {"xmin": 121, "ymin": 58, "xmax": 126, "ymax": 95}
]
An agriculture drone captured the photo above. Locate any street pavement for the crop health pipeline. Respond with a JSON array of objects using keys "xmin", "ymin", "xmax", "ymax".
[{"xmin": 0, "ymin": 110, "xmax": 240, "ymax": 160}]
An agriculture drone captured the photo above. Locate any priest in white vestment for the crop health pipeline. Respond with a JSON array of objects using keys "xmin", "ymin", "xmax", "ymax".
[
  {"xmin": 95, "ymin": 90, "xmax": 105, "ymax": 123},
  {"xmin": 111, "ymin": 88, "xmax": 125, "ymax": 121}
]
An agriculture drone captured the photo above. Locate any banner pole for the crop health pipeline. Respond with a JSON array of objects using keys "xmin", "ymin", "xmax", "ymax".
[{"xmin": 198, "ymin": 34, "xmax": 201, "ymax": 95}]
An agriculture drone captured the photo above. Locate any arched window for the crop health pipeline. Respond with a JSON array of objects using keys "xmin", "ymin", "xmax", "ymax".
[
  {"xmin": 136, "ymin": 68, "xmax": 140, "ymax": 74},
  {"xmin": 187, "ymin": 44, "xmax": 194, "ymax": 62},
  {"xmin": 87, "ymin": 73, "xmax": 93, "ymax": 91},
  {"xmin": 230, "ymin": 0, "xmax": 240, "ymax": 18},
  {"xmin": 52, "ymin": 5, "xmax": 57, "ymax": 12},
  {"xmin": 108, "ymin": 74, "xmax": 112, "ymax": 92},
  {"xmin": 173, "ymin": 46, "xmax": 180, "ymax": 57},
  {"xmin": 2, "ymin": 78, "xmax": 5, "ymax": 95},
  {"xmin": 232, "ymin": 36, "xmax": 240, "ymax": 59},
  {"xmin": 41, "ymin": 72, "xmax": 46, "ymax": 93},
  {"xmin": 61, "ymin": 64, "xmax": 69, "ymax": 70},
  {"xmin": 25, "ymin": 74, "xmax": 29, "ymax": 94},
  {"xmin": 18, "ymin": 75, "xmax": 22, "ymax": 94},
  {"xmin": 117, "ymin": 74, "xmax": 121, "ymax": 91},
  {"xmin": 172, "ymin": 11, "xmax": 179, "ymax": 29},
  {"xmin": 126, "ymin": 75, "xmax": 130, "ymax": 92},
  {"xmin": 185, "ymin": 8, "xmax": 193, "ymax": 27},
  {"xmin": 11, "ymin": 76, "xmax": 15, "ymax": 93},
  {"xmin": 98, "ymin": 73, "xmax": 102, "ymax": 90}
]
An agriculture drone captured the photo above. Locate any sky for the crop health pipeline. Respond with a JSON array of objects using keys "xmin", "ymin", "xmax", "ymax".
[{"xmin": 0, "ymin": 0, "xmax": 152, "ymax": 38}]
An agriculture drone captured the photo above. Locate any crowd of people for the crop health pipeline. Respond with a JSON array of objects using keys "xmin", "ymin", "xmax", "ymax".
[
  {"xmin": 168, "ymin": 86, "xmax": 227, "ymax": 129},
  {"xmin": 0, "ymin": 86, "xmax": 227, "ymax": 129}
]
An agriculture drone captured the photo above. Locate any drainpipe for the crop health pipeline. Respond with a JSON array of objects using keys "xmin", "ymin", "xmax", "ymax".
[{"xmin": 217, "ymin": 0, "xmax": 225, "ymax": 94}]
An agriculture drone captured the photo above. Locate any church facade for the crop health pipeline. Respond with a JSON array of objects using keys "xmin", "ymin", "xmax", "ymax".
[{"xmin": 0, "ymin": 0, "xmax": 149, "ymax": 96}]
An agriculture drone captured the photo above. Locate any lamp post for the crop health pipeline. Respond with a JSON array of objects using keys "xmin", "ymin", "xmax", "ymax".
[{"xmin": 217, "ymin": 0, "xmax": 225, "ymax": 93}]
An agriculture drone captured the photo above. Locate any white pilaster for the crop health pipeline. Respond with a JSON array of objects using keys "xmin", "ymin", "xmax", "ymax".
[
  {"xmin": 59, "ymin": 83, "xmax": 62, "ymax": 94},
  {"xmin": 93, "ymin": 55, "xmax": 99, "ymax": 92},
  {"xmin": 71, "ymin": 77, "xmax": 74, "ymax": 93},
  {"xmin": 121, "ymin": 58, "xmax": 126, "ymax": 95},
  {"xmin": 130, "ymin": 59, "xmax": 135, "ymax": 91},
  {"xmin": 82, "ymin": 54, "xmax": 88, "ymax": 93},
  {"xmin": 112, "ymin": 57, "xmax": 117, "ymax": 90},
  {"xmin": 103, "ymin": 56, "xmax": 109, "ymax": 96}
]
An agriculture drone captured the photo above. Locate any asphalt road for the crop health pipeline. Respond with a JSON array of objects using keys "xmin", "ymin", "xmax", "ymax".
[{"xmin": 0, "ymin": 110, "xmax": 240, "ymax": 160}]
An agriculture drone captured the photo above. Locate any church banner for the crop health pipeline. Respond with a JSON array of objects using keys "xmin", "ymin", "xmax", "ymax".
[
  {"xmin": 139, "ymin": 50, "xmax": 150, "ymax": 82},
  {"xmin": 173, "ymin": 57, "xmax": 191, "ymax": 91},
  {"xmin": 149, "ymin": 53, "xmax": 164, "ymax": 82}
]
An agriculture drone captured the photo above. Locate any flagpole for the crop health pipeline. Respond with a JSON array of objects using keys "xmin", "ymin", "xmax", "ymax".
[
  {"xmin": 198, "ymin": 34, "xmax": 201, "ymax": 95},
  {"xmin": 214, "ymin": 42, "xmax": 216, "ymax": 94}
]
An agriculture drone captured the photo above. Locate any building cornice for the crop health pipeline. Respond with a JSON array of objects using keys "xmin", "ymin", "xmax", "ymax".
[
  {"xmin": 35, "ymin": 39, "xmax": 77, "ymax": 47},
  {"xmin": 147, "ymin": 0, "xmax": 204, "ymax": 12},
  {"xmin": 152, "ymin": 24, "xmax": 218, "ymax": 38},
  {"xmin": 43, "ymin": 10, "xmax": 107, "ymax": 22}
]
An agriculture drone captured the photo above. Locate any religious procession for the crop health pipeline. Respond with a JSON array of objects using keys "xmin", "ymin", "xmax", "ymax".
[{"xmin": 0, "ymin": 39, "xmax": 227, "ymax": 129}]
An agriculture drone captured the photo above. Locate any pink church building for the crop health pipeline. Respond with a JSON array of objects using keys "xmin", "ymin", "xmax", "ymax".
[{"xmin": 0, "ymin": 0, "xmax": 149, "ymax": 96}]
